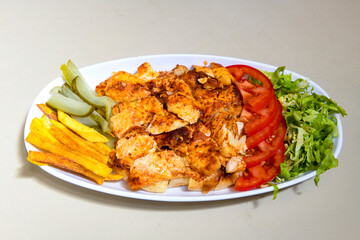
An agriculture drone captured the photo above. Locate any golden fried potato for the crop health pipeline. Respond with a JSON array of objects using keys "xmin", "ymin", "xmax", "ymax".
[
  {"xmin": 58, "ymin": 110, "xmax": 109, "ymax": 142},
  {"xmin": 28, "ymin": 151, "xmax": 105, "ymax": 184},
  {"xmin": 105, "ymin": 173, "xmax": 124, "ymax": 181},
  {"xmin": 26, "ymin": 132, "xmax": 112, "ymax": 177},
  {"xmin": 37, "ymin": 104, "xmax": 58, "ymax": 121},
  {"xmin": 49, "ymin": 123, "xmax": 109, "ymax": 164},
  {"xmin": 50, "ymin": 119, "xmax": 110, "ymax": 156},
  {"xmin": 57, "ymin": 110, "xmax": 108, "ymax": 142},
  {"xmin": 30, "ymin": 116, "xmax": 59, "ymax": 143}
]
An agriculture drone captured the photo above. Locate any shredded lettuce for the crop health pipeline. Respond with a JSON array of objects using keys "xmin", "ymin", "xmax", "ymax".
[{"xmin": 262, "ymin": 67, "xmax": 347, "ymax": 186}]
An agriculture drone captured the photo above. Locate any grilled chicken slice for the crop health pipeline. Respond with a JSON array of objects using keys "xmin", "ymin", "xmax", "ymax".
[
  {"xmin": 165, "ymin": 93, "xmax": 201, "ymax": 124},
  {"xmin": 154, "ymin": 126, "xmax": 192, "ymax": 157},
  {"xmin": 194, "ymin": 88, "xmax": 228, "ymax": 126},
  {"xmin": 210, "ymin": 111, "xmax": 247, "ymax": 158},
  {"xmin": 127, "ymin": 150, "xmax": 187, "ymax": 190},
  {"xmin": 160, "ymin": 73, "xmax": 201, "ymax": 124},
  {"xmin": 110, "ymin": 96, "xmax": 163, "ymax": 138},
  {"xmin": 194, "ymin": 83, "xmax": 242, "ymax": 126},
  {"xmin": 134, "ymin": 62, "xmax": 159, "ymax": 81},
  {"xmin": 104, "ymin": 71, "xmax": 151, "ymax": 102},
  {"xmin": 193, "ymin": 65, "xmax": 215, "ymax": 78},
  {"xmin": 210, "ymin": 62, "xmax": 236, "ymax": 86},
  {"xmin": 95, "ymin": 77, "xmax": 109, "ymax": 96},
  {"xmin": 146, "ymin": 111, "xmax": 188, "ymax": 135},
  {"xmin": 186, "ymin": 131, "xmax": 221, "ymax": 177},
  {"xmin": 101, "ymin": 62, "xmax": 248, "ymax": 193},
  {"xmin": 96, "ymin": 62, "xmax": 158, "ymax": 102},
  {"xmin": 193, "ymin": 65, "xmax": 226, "ymax": 90},
  {"xmin": 154, "ymin": 122, "xmax": 210, "ymax": 157},
  {"xmin": 181, "ymin": 70, "xmax": 201, "ymax": 92},
  {"xmin": 172, "ymin": 64, "xmax": 189, "ymax": 77},
  {"xmin": 111, "ymin": 95, "xmax": 188, "ymax": 137},
  {"xmin": 115, "ymin": 131, "xmax": 157, "ymax": 169},
  {"xmin": 225, "ymin": 156, "xmax": 246, "ymax": 173},
  {"xmin": 163, "ymin": 75, "xmax": 193, "ymax": 97},
  {"xmin": 218, "ymin": 84, "xmax": 243, "ymax": 120}
]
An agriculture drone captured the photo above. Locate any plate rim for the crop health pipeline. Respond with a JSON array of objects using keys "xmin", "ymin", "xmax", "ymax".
[{"xmin": 23, "ymin": 54, "xmax": 343, "ymax": 202}]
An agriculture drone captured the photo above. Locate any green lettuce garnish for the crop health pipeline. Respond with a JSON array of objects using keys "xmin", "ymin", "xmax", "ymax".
[{"xmin": 262, "ymin": 67, "xmax": 346, "ymax": 186}]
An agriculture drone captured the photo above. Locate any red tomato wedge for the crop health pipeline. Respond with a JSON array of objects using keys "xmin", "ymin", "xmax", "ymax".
[
  {"xmin": 246, "ymin": 100, "xmax": 283, "ymax": 149},
  {"xmin": 227, "ymin": 64, "xmax": 273, "ymax": 88},
  {"xmin": 227, "ymin": 65, "xmax": 274, "ymax": 111},
  {"xmin": 234, "ymin": 145, "xmax": 285, "ymax": 191},
  {"xmin": 227, "ymin": 64, "xmax": 287, "ymax": 192},
  {"xmin": 243, "ymin": 94, "xmax": 278, "ymax": 136},
  {"xmin": 243, "ymin": 118, "xmax": 287, "ymax": 168}
]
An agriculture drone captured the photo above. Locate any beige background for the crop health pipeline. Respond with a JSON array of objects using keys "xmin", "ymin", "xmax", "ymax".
[{"xmin": 1, "ymin": 0, "xmax": 359, "ymax": 239}]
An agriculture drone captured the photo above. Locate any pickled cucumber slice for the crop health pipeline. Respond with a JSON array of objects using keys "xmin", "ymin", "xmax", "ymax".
[
  {"xmin": 61, "ymin": 60, "xmax": 116, "ymax": 121},
  {"xmin": 58, "ymin": 84, "xmax": 111, "ymax": 133},
  {"xmin": 89, "ymin": 110, "xmax": 111, "ymax": 133},
  {"xmin": 46, "ymin": 92, "xmax": 94, "ymax": 117},
  {"xmin": 72, "ymin": 76, "xmax": 116, "ymax": 117},
  {"xmin": 60, "ymin": 64, "xmax": 76, "ymax": 86},
  {"xmin": 60, "ymin": 84, "xmax": 83, "ymax": 102}
]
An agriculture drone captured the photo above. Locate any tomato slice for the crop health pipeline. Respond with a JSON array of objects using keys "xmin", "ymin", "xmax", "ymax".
[
  {"xmin": 246, "ymin": 100, "xmax": 283, "ymax": 149},
  {"xmin": 234, "ymin": 145, "xmax": 285, "ymax": 191},
  {"xmin": 243, "ymin": 94, "xmax": 278, "ymax": 136},
  {"xmin": 227, "ymin": 65, "xmax": 273, "ymax": 89},
  {"xmin": 227, "ymin": 65, "xmax": 274, "ymax": 112},
  {"xmin": 243, "ymin": 118, "xmax": 287, "ymax": 168},
  {"xmin": 246, "ymin": 87, "xmax": 275, "ymax": 112}
]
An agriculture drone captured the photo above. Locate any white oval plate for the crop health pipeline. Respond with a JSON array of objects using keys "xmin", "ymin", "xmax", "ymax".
[{"xmin": 24, "ymin": 54, "xmax": 343, "ymax": 202}]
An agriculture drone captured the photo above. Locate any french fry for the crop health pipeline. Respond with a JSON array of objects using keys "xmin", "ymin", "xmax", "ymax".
[
  {"xmin": 28, "ymin": 151, "xmax": 104, "ymax": 184},
  {"xmin": 105, "ymin": 173, "xmax": 124, "ymax": 181},
  {"xmin": 94, "ymin": 142, "xmax": 111, "ymax": 156},
  {"xmin": 49, "ymin": 119, "xmax": 110, "ymax": 156},
  {"xmin": 25, "ymin": 132, "xmax": 112, "ymax": 177},
  {"xmin": 39, "ymin": 114, "xmax": 51, "ymax": 128},
  {"xmin": 37, "ymin": 104, "xmax": 58, "ymax": 121},
  {"xmin": 27, "ymin": 158, "xmax": 48, "ymax": 166},
  {"xmin": 30, "ymin": 117, "xmax": 60, "ymax": 143},
  {"xmin": 57, "ymin": 110, "xmax": 108, "ymax": 143},
  {"xmin": 49, "ymin": 123, "xmax": 109, "ymax": 164}
]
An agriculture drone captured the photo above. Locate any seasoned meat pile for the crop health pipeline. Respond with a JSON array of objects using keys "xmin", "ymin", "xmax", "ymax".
[{"xmin": 96, "ymin": 62, "xmax": 247, "ymax": 193}]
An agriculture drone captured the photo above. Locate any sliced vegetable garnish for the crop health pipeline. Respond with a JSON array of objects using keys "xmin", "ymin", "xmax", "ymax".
[
  {"xmin": 245, "ymin": 100, "xmax": 282, "ymax": 149},
  {"xmin": 234, "ymin": 146, "xmax": 285, "ymax": 191},
  {"xmin": 227, "ymin": 64, "xmax": 274, "ymax": 111},
  {"xmin": 243, "ymin": 94, "xmax": 278, "ymax": 136},
  {"xmin": 59, "ymin": 83, "xmax": 84, "ymax": 102},
  {"xmin": 227, "ymin": 64, "xmax": 281, "ymax": 150},
  {"xmin": 60, "ymin": 63, "xmax": 76, "ymax": 86},
  {"xmin": 46, "ymin": 91, "xmax": 94, "ymax": 117},
  {"xmin": 89, "ymin": 110, "xmax": 111, "ymax": 133},
  {"xmin": 243, "ymin": 118, "xmax": 287, "ymax": 168},
  {"xmin": 262, "ymin": 66, "xmax": 347, "ymax": 185},
  {"xmin": 72, "ymin": 76, "xmax": 115, "ymax": 113},
  {"xmin": 60, "ymin": 60, "xmax": 116, "ymax": 121},
  {"xmin": 229, "ymin": 63, "xmax": 346, "ymax": 194}
]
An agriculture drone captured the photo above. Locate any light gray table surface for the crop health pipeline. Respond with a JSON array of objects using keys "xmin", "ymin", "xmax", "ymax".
[{"xmin": 1, "ymin": 0, "xmax": 359, "ymax": 239}]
